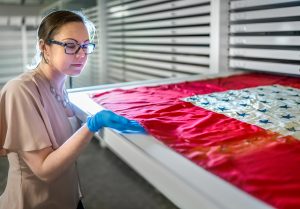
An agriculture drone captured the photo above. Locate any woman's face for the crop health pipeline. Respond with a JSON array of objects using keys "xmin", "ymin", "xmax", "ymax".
[{"xmin": 46, "ymin": 22, "xmax": 90, "ymax": 77}]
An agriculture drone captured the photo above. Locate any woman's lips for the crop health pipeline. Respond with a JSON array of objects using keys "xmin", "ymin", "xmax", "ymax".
[{"xmin": 71, "ymin": 64, "xmax": 83, "ymax": 67}]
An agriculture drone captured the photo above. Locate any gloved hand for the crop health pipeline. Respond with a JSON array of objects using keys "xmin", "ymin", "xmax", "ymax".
[{"xmin": 86, "ymin": 110, "xmax": 145, "ymax": 133}]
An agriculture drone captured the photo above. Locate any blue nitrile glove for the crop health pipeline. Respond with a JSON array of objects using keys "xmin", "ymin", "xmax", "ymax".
[{"xmin": 86, "ymin": 110, "xmax": 146, "ymax": 133}]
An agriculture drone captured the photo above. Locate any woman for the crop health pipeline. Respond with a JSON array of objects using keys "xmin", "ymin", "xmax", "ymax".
[{"xmin": 0, "ymin": 10, "xmax": 144, "ymax": 209}]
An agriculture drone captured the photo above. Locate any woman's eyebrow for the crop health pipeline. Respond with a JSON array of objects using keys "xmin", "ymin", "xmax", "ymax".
[{"xmin": 62, "ymin": 38, "xmax": 90, "ymax": 43}]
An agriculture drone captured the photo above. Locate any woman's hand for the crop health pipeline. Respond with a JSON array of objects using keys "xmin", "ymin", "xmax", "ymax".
[{"xmin": 86, "ymin": 110, "xmax": 145, "ymax": 133}]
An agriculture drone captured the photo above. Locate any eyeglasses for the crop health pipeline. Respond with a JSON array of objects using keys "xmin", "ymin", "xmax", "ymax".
[{"xmin": 47, "ymin": 39, "xmax": 96, "ymax": 55}]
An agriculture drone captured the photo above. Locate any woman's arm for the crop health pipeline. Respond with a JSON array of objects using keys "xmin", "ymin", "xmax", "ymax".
[
  {"xmin": 20, "ymin": 110, "xmax": 145, "ymax": 183},
  {"xmin": 20, "ymin": 124, "xmax": 93, "ymax": 183}
]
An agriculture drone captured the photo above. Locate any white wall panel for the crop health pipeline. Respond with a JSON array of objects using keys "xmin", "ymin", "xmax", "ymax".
[
  {"xmin": 107, "ymin": 0, "xmax": 168, "ymax": 12},
  {"xmin": 108, "ymin": 16, "xmax": 210, "ymax": 31},
  {"xmin": 125, "ymin": 71, "xmax": 160, "ymax": 81},
  {"xmin": 230, "ymin": 48, "xmax": 300, "ymax": 61},
  {"xmin": 109, "ymin": 37, "xmax": 210, "ymax": 45},
  {"xmin": 230, "ymin": 59, "xmax": 299, "ymax": 75},
  {"xmin": 231, "ymin": 21, "xmax": 300, "ymax": 33},
  {"xmin": 108, "ymin": 6, "xmax": 210, "ymax": 25},
  {"xmin": 230, "ymin": 36, "xmax": 300, "ymax": 46},
  {"xmin": 0, "ymin": 26, "xmax": 33, "ymax": 88},
  {"xmin": 124, "ymin": 63, "xmax": 189, "ymax": 78},
  {"xmin": 121, "ymin": 45, "xmax": 210, "ymax": 55},
  {"xmin": 124, "ymin": 51, "xmax": 209, "ymax": 65},
  {"xmin": 105, "ymin": 0, "xmax": 224, "ymax": 83},
  {"xmin": 124, "ymin": 57, "xmax": 209, "ymax": 74},
  {"xmin": 107, "ymin": 67, "xmax": 124, "ymax": 81},
  {"xmin": 231, "ymin": 0, "xmax": 299, "ymax": 9},
  {"xmin": 109, "ymin": 0, "xmax": 209, "ymax": 18},
  {"xmin": 229, "ymin": 0, "xmax": 300, "ymax": 75},
  {"xmin": 231, "ymin": 6, "xmax": 300, "ymax": 21},
  {"xmin": 108, "ymin": 26, "xmax": 210, "ymax": 36}
]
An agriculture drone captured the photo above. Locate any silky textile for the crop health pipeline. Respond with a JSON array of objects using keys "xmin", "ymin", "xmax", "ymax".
[{"xmin": 91, "ymin": 73, "xmax": 300, "ymax": 209}]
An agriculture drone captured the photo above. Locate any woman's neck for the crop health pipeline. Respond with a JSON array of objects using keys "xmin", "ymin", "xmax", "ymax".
[{"xmin": 37, "ymin": 63, "xmax": 67, "ymax": 95}]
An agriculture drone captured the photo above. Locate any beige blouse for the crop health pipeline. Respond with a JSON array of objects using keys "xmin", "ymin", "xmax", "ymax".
[{"xmin": 0, "ymin": 70, "xmax": 81, "ymax": 209}]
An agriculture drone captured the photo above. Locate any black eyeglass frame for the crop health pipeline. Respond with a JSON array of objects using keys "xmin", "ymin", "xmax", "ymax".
[{"xmin": 47, "ymin": 39, "xmax": 96, "ymax": 55}]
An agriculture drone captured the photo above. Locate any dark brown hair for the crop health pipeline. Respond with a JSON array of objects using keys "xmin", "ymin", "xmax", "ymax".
[{"xmin": 38, "ymin": 10, "xmax": 95, "ymax": 42}]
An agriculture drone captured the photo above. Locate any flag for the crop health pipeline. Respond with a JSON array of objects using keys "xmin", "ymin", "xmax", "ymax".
[{"xmin": 92, "ymin": 73, "xmax": 300, "ymax": 209}]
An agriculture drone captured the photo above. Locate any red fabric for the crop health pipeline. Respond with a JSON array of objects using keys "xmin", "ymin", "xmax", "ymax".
[{"xmin": 91, "ymin": 72, "xmax": 300, "ymax": 209}]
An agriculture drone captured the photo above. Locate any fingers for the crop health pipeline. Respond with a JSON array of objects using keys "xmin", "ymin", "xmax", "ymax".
[
  {"xmin": 111, "ymin": 118, "xmax": 146, "ymax": 133},
  {"xmin": 128, "ymin": 120, "xmax": 143, "ymax": 129},
  {"xmin": 106, "ymin": 110, "xmax": 128, "ymax": 124},
  {"xmin": 125, "ymin": 120, "xmax": 146, "ymax": 132},
  {"xmin": 102, "ymin": 110, "xmax": 146, "ymax": 133},
  {"xmin": 117, "ymin": 115, "xmax": 130, "ymax": 125},
  {"xmin": 111, "ymin": 123, "xmax": 128, "ymax": 131}
]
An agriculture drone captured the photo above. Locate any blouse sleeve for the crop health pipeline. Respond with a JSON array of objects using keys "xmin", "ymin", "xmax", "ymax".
[{"xmin": 0, "ymin": 79, "xmax": 52, "ymax": 153}]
